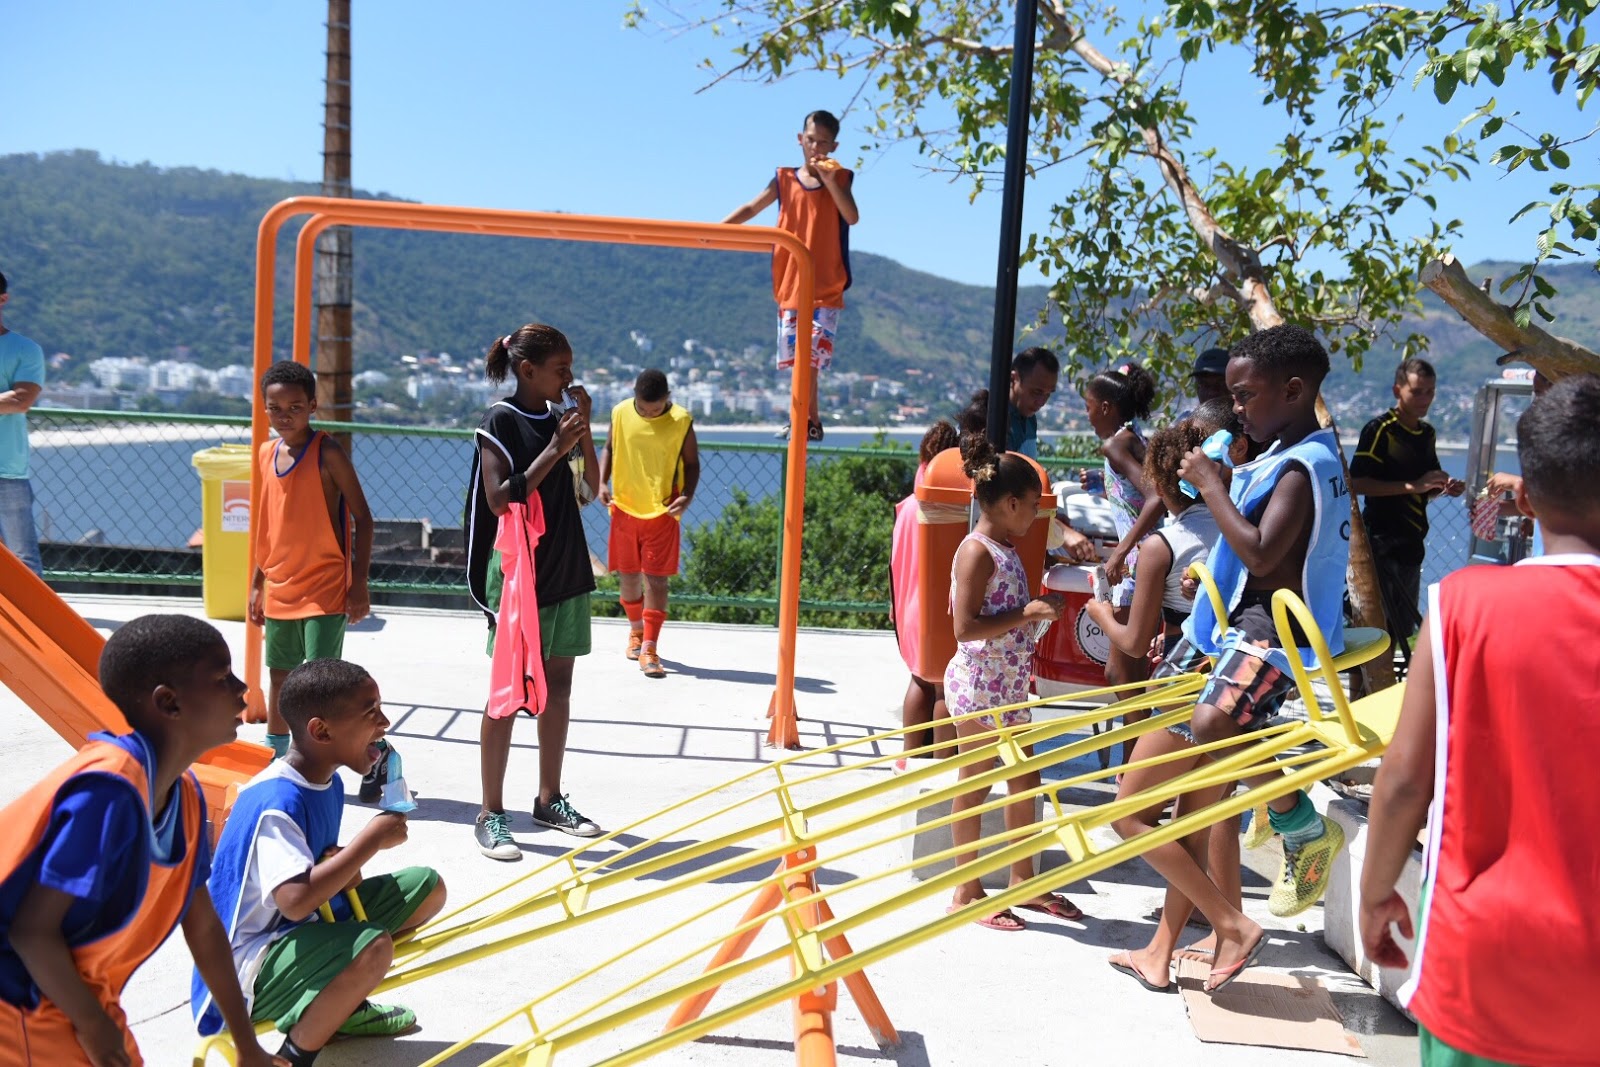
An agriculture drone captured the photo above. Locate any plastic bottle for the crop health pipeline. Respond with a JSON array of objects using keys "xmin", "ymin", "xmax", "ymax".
[{"xmin": 1178, "ymin": 429, "xmax": 1234, "ymax": 499}]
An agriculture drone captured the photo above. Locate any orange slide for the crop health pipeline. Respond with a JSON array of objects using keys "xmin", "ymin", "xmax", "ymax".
[{"xmin": 0, "ymin": 546, "xmax": 271, "ymax": 837}]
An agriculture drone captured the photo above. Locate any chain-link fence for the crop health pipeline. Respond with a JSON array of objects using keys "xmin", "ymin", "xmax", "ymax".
[
  {"xmin": 26, "ymin": 408, "xmax": 923, "ymax": 625},
  {"xmin": 25, "ymin": 408, "xmax": 1486, "ymax": 629}
]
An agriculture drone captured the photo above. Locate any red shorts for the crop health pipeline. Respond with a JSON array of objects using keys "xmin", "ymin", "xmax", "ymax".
[{"xmin": 607, "ymin": 507, "xmax": 681, "ymax": 577}]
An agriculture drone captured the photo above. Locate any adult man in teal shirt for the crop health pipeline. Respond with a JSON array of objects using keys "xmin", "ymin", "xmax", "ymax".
[
  {"xmin": 1006, "ymin": 346, "xmax": 1059, "ymax": 459},
  {"xmin": 0, "ymin": 271, "xmax": 46, "ymax": 577}
]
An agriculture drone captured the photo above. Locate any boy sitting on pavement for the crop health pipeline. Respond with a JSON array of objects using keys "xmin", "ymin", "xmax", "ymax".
[
  {"xmin": 1361, "ymin": 374, "xmax": 1600, "ymax": 1067},
  {"xmin": 250, "ymin": 361, "xmax": 374, "ymax": 761},
  {"xmin": 1108, "ymin": 325, "xmax": 1351, "ymax": 994},
  {"xmin": 193, "ymin": 660, "xmax": 445, "ymax": 1066},
  {"xmin": 599, "ymin": 368, "xmax": 699, "ymax": 679},
  {"xmin": 0, "ymin": 615, "xmax": 280, "ymax": 1067}
]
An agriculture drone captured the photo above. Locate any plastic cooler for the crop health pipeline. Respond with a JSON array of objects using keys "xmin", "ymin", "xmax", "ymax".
[
  {"xmin": 190, "ymin": 443, "xmax": 254, "ymax": 621},
  {"xmin": 910, "ymin": 447, "xmax": 1056, "ymax": 682},
  {"xmin": 1034, "ymin": 564, "xmax": 1111, "ymax": 688}
]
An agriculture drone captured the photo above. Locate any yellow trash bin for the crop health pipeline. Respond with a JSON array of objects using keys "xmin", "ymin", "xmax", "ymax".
[{"xmin": 191, "ymin": 444, "xmax": 255, "ymax": 621}]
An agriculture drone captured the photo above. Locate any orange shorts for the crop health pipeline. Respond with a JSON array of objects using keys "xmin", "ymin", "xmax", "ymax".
[{"xmin": 607, "ymin": 507, "xmax": 681, "ymax": 577}]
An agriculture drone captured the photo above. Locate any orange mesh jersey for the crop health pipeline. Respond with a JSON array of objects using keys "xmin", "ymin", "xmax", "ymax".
[
  {"xmin": 0, "ymin": 738, "xmax": 206, "ymax": 1067},
  {"xmin": 256, "ymin": 432, "xmax": 349, "ymax": 619},
  {"xmin": 772, "ymin": 167, "xmax": 853, "ymax": 311}
]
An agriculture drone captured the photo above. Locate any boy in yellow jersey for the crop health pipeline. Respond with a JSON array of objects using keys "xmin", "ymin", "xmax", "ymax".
[{"xmin": 598, "ymin": 369, "xmax": 699, "ymax": 678}]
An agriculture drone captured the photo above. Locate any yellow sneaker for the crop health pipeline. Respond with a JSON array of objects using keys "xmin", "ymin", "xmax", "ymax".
[
  {"xmin": 1242, "ymin": 803, "xmax": 1274, "ymax": 850},
  {"xmin": 1267, "ymin": 815, "xmax": 1345, "ymax": 918}
]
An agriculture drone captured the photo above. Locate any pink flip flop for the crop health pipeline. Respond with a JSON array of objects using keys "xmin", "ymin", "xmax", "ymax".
[{"xmin": 948, "ymin": 904, "xmax": 1026, "ymax": 932}]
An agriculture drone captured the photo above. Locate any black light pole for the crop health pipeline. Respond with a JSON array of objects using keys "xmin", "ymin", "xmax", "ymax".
[{"xmin": 985, "ymin": 0, "xmax": 1039, "ymax": 451}]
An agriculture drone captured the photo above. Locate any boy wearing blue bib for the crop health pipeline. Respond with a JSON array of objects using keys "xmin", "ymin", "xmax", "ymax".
[{"xmin": 1106, "ymin": 326, "xmax": 1351, "ymax": 997}]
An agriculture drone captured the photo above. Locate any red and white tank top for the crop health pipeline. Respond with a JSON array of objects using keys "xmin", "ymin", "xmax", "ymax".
[{"xmin": 1401, "ymin": 554, "xmax": 1600, "ymax": 1064}]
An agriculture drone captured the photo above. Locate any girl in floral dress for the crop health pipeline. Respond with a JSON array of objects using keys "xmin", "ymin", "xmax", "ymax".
[{"xmin": 944, "ymin": 434, "xmax": 1085, "ymax": 930}]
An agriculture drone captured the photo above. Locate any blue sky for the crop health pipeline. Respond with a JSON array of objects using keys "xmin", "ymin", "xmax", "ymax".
[{"xmin": 4, "ymin": 1, "xmax": 1589, "ymax": 287}]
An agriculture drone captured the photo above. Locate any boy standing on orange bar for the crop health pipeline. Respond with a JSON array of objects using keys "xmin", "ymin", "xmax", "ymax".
[
  {"xmin": 598, "ymin": 369, "xmax": 699, "ymax": 679},
  {"xmin": 250, "ymin": 361, "xmax": 373, "ymax": 760},
  {"xmin": 722, "ymin": 108, "xmax": 860, "ymax": 442},
  {"xmin": 0, "ymin": 615, "xmax": 281, "ymax": 1067}
]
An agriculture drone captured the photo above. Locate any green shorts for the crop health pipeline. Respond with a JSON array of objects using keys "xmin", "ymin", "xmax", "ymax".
[
  {"xmin": 251, "ymin": 866, "xmax": 440, "ymax": 1032},
  {"xmin": 264, "ymin": 614, "xmax": 347, "ymax": 672},
  {"xmin": 483, "ymin": 550, "xmax": 591, "ymax": 659},
  {"xmin": 1419, "ymin": 1024, "xmax": 1517, "ymax": 1067}
]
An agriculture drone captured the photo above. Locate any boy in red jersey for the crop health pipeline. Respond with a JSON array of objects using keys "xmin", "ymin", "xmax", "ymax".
[
  {"xmin": 1362, "ymin": 374, "xmax": 1600, "ymax": 1066},
  {"xmin": 721, "ymin": 109, "xmax": 860, "ymax": 442}
]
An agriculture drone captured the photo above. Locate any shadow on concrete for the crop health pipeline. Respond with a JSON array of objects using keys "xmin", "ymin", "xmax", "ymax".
[
  {"xmin": 382, "ymin": 702, "xmax": 898, "ymax": 770},
  {"xmin": 81, "ymin": 617, "xmax": 125, "ymax": 633},
  {"xmin": 398, "ymin": 803, "xmax": 857, "ymax": 888},
  {"xmin": 347, "ymin": 614, "xmax": 388, "ymax": 633},
  {"xmin": 692, "ymin": 1030, "xmax": 931, "ymax": 1065},
  {"xmin": 330, "ymin": 1038, "xmax": 513, "ymax": 1065},
  {"xmin": 657, "ymin": 657, "xmax": 837, "ymax": 694},
  {"xmin": 518, "ymin": 830, "xmax": 858, "ymax": 887}
]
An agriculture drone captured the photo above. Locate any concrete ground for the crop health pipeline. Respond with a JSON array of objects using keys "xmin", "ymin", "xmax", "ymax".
[{"xmin": 0, "ymin": 595, "xmax": 1418, "ymax": 1066}]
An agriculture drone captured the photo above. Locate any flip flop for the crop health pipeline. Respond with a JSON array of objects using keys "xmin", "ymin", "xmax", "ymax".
[
  {"xmin": 1204, "ymin": 932, "xmax": 1267, "ymax": 994},
  {"xmin": 1173, "ymin": 940, "xmax": 1216, "ymax": 964},
  {"xmin": 1109, "ymin": 952, "xmax": 1175, "ymax": 994},
  {"xmin": 948, "ymin": 904, "xmax": 1026, "ymax": 932},
  {"xmin": 1018, "ymin": 893, "xmax": 1084, "ymax": 921}
]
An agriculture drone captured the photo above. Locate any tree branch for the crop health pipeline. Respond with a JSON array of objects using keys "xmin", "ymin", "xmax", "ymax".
[{"xmin": 1420, "ymin": 255, "xmax": 1600, "ymax": 380}]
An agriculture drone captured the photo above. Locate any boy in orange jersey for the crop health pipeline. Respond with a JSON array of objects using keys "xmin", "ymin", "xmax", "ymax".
[
  {"xmin": 722, "ymin": 108, "xmax": 860, "ymax": 442},
  {"xmin": 249, "ymin": 362, "xmax": 373, "ymax": 760},
  {"xmin": 0, "ymin": 614, "xmax": 282, "ymax": 1067},
  {"xmin": 598, "ymin": 369, "xmax": 699, "ymax": 679}
]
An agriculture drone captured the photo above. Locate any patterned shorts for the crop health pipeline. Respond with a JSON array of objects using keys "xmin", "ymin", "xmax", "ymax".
[
  {"xmin": 777, "ymin": 306, "xmax": 840, "ymax": 371},
  {"xmin": 1154, "ymin": 631, "xmax": 1293, "ymax": 735}
]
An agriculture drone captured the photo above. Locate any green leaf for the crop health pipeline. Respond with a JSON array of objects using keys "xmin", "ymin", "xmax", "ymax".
[{"xmin": 1434, "ymin": 67, "xmax": 1459, "ymax": 103}]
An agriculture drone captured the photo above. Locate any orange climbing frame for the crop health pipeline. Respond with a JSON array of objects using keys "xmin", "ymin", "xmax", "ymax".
[{"xmin": 245, "ymin": 198, "xmax": 813, "ymax": 741}]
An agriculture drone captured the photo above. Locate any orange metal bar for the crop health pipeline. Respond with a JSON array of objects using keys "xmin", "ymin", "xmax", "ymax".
[
  {"xmin": 811, "ymin": 896, "xmax": 897, "ymax": 1049},
  {"xmin": 662, "ymin": 876, "xmax": 785, "ymax": 1032},
  {"xmin": 249, "ymin": 197, "xmax": 814, "ymax": 741},
  {"xmin": 782, "ymin": 859, "xmax": 838, "ymax": 1067}
]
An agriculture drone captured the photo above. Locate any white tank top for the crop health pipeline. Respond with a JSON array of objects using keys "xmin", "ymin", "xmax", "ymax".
[{"xmin": 1156, "ymin": 504, "xmax": 1221, "ymax": 615}]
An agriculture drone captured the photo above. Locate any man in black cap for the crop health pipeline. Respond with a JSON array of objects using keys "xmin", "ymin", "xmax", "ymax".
[{"xmin": 1191, "ymin": 346, "xmax": 1230, "ymax": 405}]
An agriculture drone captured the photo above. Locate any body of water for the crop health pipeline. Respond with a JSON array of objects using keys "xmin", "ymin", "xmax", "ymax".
[{"xmin": 28, "ymin": 425, "xmax": 1512, "ymax": 603}]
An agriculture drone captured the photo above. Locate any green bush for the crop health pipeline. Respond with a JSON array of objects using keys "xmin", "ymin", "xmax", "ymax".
[{"xmin": 679, "ymin": 449, "xmax": 914, "ymax": 628}]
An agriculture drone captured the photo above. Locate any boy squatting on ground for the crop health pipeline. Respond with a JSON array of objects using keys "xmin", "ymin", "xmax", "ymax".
[
  {"xmin": 193, "ymin": 659, "xmax": 446, "ymax": 1067},
  {"xmin": 598, "ymin": 368, "xmax": 700, "ymax": 679},
  {"xmin": 1107, "ymin": 324, "xmax": 1351, "ymax": 994},
  {"xmin": 0, "ymin": 615, "xmax": 282, "ymax": 1067},
  {"xmin": 250, "ymin": 361, "xmax": 374, "ymax": 760},
  {"xmin": 722, "ymin": 108, "xmax": 859, "ymax": 442},
  {"xmin": 1361, "ymin": 374, "xmax": 1600, "ymax": 1067}
]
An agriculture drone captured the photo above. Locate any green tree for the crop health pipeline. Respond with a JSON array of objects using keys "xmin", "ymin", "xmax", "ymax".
[{"xmin": 681, "ymin": 450, "xmax": 915, "ymax": 628}]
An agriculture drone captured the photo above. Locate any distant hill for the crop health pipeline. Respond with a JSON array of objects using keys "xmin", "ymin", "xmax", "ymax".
[
  {"xmin": 1, "ymin": 150, "xmax": 1595, "ymax": 429},
  {"xmin": 0, "ymin": 150, "xmax": 1060, "ymax": 388}
]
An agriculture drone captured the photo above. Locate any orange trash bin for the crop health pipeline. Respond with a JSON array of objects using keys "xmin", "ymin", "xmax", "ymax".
[{"xmin": 910, "ymin": 447, "xmax": 1057, "ymax": 683}]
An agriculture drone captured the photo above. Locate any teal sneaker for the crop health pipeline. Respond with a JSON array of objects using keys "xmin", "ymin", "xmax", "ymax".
[{"xmin": 475, "ymin": 810, "xmax": 521, "ymax": 861}]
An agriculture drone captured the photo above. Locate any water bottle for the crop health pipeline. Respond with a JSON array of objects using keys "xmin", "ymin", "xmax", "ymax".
[{"xmin": 1178, "ymin": 430, "xmax": 1234, "ymax": 499}]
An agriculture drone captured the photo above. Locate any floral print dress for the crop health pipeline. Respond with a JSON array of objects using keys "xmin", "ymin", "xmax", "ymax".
[{"xmin": 945, "ymin": 530, "xmax": 1036, "ymax": 729}]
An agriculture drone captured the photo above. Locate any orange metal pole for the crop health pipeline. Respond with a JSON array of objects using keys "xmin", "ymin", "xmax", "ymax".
[
  {"xmin": 250, "ymin": 196, "xmax": 815, "ymax": 740},
  {"xmin": 782, "ymin": 858, "xmax": 837, "ymax": 1067},
  {"xmin": 765, "ymin": 254, "xmax": 814, "ymax": 749},
  {"xmin": 662, "ymin": 873, "xmax": 785, "ymax": 1032},
  {"xmin": 812, "ymin": 896, "xmax": 898, "ymax": 1048}
]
